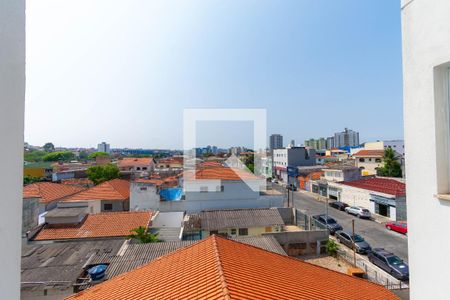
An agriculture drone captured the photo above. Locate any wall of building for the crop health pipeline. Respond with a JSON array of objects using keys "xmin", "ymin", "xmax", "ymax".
[
  {"xmin": 356, "ymin": 159, "xmax": 382, "ymax": 176},
  {"xmin": 0, "ymin": 0, "xmax": 25, "ymax": 297},
  {"xmin": 101, "ymin": 200, "xmax": 128, "ymax": 212},
  {"xmin": 130, "ymin": 183, "xmax": 160, "ymax": 211},
  {"xmin": 202, "ymin": 225, "xmax": 280, "ymax": 238},
  {"xmin": 22, "ymin": 198, "xmax": 40, "ymax": 235},
  {"xmin": 402, "ymin": 1, "xmax": 450, "ymax": 297},
  {"xmin": 184, "ymin": 180, "xmax": 260, "ymax": 202}
]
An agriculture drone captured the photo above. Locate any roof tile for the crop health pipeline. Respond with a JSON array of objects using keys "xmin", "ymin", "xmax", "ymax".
[
  {"xmin": 23, "ymin": 182, "xmax": 85, "ymax": 204},
  {"xmin": 63, "ymin": 179, "xmax": 130, "ymax": 202}
]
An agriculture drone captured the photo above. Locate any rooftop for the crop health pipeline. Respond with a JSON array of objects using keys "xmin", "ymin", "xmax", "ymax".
[
  {"xmin": 63, "ymin": 179, "xmax": 130, "ymax": 202},
  {"xmin": 78, "ymin": 235, "xmax": 286, "ymax": 290},
  {"xmin": 117, "ymin": 157, "xmax": 154, "ymax": 167},
  {"xmin": 353, "ymin": 149, "xmax": 385, "ymax": 157},
  {"xmin": 33, "ymin": 211, "xmax": 152, "ymax": 241},
  {"xmin": 23, "ymin": 182, "xmax": 85, "ymax": 204},
  {"xmin": 67, "ymin": 235, "xmax": 398, "ymax": 300},
  {"xmin": 340, "ymin": 177, "xmax": 406, "ymax": 197},
  {"xmin": 195, "ymin": 208, "xmax": 285, "ymax": 231},
  {"xmin": 184, "ymin": 166, "xmax": 261, "ymax": 181}
]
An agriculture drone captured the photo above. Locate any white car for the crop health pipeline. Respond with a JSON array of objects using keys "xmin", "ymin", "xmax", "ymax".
[{"xmin": 345, "ymin": 206, "xmax": 372, "ymax": 219}]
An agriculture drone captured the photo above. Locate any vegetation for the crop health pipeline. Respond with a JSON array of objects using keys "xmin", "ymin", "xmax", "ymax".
[
  {"xmin": 88, "ymin": 152, "xmax": 109, "ymax": 160},
  {"xmin": 326, "ymin": 239, "xmax": 339, "ymax": 257},
  {"xmin": 86, "ymin": 164, "xmax": 120, "ymax": 185},
  {"xmin": 243, "ymin": 154, "xmax": 254, "ymax": 173},
  {"xmin": 23, "ymin": 175, "xmax": 42, "ymax": 185},
  {"xmin": 377, "ymin": 148, "xmax": 402, "ymax": 178},
  {"xmin": 43, "ymin": 142, "xmax": 55, "ymax": 152},
  {"xmin": 78, "ymin": 151, "xmax": 89, "ymax": 160},
  {"xmin": 24, "ymin": 150, "xmax": 47, "ymax": 162},
  {"xmin": 42, "ymin": 151, "xmax": 75, "ymax": 162},
  {"xmin": 128, "ymin": 226, "xmax": 160, "ymax": 243},
  {"xmin": 202, "ymin": 152, "xmax": 214, "ymax": 158}
]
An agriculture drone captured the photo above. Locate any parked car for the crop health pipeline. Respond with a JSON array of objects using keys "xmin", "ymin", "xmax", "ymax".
[
  {"xmin": 385, "ymin": 221, "xmax": 408, "ymax": 236},
  {"xmin": 368, "ymin": 248, "xmax": 409, "ymax": 280},
  {"xmin": 329, "ymin": 201, "xmax": 349, "ymax": 211},
  {"xmin": 312, "ymin": 214, "xmax": 343, "ymax": 235},
  {"xmin": 345, "ymin": 206, "xmax": 372, "ymax": 219},
  {"xmin": 335, "ymin": 231, "xmax": 372, "ymax": 254}
]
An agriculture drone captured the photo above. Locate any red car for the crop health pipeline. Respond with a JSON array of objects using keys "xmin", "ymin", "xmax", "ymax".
[{"xmin": 385, "ymin": 221, "xmax": 408, "ymax": 235}]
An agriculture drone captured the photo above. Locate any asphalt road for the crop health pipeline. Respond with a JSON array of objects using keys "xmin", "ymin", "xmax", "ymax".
[{"xmin": 272, "ymin": 184, "xmax": 409, "ymax": 262}]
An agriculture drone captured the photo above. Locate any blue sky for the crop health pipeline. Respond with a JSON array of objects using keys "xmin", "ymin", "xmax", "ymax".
[{"xmin": 25, "ymin": 0, "xmax": 403, "ymax": 149}]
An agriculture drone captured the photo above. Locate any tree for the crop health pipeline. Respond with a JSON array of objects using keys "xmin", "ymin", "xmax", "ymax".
[
  {"xmin": 326, "ymin": 239, "xmax": 339, "ymax": 257},
  {"xmin": 24, "ymin": 150, "xmax": 47, "ymax": 162},
  {"xmin": 79, "ymin": 151, "xmax": 89, "ymax": 160},
  {"xmin": 377, "ymin": 148, "xmax": 402, "ymax": 178},
  {"xmin": 23, "ymin": 175, "xmax": 42, "ymax": 185},
  {"xmin": 243, "ymin": 154, "xmax": 254, "ymax": 173},
  {"xmin": 128, "ymin": 226, "xmax": 160, "ymax": 243},
  {"xmin": 43, "ymin": 142, "xmax": 55, "ymax": 152},
  {"xmin": 86, "ymin": 164, "xmax": 120, "ymax": 185},
  {"xmin": 42, "ymin": 151, "xmax": 75, "ymax": 162},
  {"xmin": 88, "ymin": 152, "xmax": 109, "ymax": 160}
]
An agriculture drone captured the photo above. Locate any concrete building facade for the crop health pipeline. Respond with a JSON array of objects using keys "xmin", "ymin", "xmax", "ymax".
[
  {"xmin": 269, "ymin": 134, "xmax": 283, "ymax": 150},
  {"xmin": 334, "ymin": 128, "xmax": 360, "ymax": 148}
]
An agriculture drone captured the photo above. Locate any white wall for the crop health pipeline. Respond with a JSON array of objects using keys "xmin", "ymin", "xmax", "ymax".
[
  {"xmin": 402, "ymin": 0, "xmax": 450, "ymax": 298},
  {"xmin": 0, "ymin": 0, "xmax": 25, "ymax": 298}
]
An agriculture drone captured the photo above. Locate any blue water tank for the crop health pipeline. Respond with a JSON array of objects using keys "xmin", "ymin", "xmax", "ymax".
[{"xmin": 88, "ymin": 264, "xmax": 108, "ymax": 281}]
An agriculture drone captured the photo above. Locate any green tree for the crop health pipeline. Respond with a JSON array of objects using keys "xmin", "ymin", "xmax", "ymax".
[
  {"xmin": 88, "ymin": 152, "xmax": 109, "ymax": 160},
  {"xmin": 43, "ymin": 142, "xmax": 55, "ymax": 152},
  {"xmin": 86, "ymin": 164, "xmax": 120, "ymax": 185},
  {"xmin": 326, "ymin": 239, "xmax": 339, "ymax": 257},
  {"xmin": 24, "ymin": 150, "xmax": 47, "ymax": 162},
  {"xmin": 128, "ymin": 226, "xmax": 160, "ymax": 243},
  {"xmin": 79, "ymin": 151, "xmax": 89, "ymax": 160},
  {"xmin": 42, "ymin": 151, "xmax": 75, "ymax": 162},
  {"xmin": 243, "ymin": 154, "xmax": 254, "ymax": 173},
  {"xmin": 377, "ymin": 148, "xmax": 402, "ymax": 178},
  {"xmin": 23, "ymin": 175, "xmax": 42, "ymax": 185}
]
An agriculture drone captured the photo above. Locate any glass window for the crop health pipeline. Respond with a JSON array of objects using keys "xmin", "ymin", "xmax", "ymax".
[
  {"xmin": 103, "ymin": 203, "xmax": 113, "ymax": 211},
  {"xmin": 238, "ymin": 228, "xmax": 248, "ymax": 236},
  {"xmin": 230, "ymin": 229, "xmax": 237, "ymax": 235}
]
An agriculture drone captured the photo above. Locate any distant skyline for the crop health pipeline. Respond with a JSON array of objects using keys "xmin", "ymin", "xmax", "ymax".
[{"xmin": 25, "ymin": 0, "xmax": 403, "ymax": 149}]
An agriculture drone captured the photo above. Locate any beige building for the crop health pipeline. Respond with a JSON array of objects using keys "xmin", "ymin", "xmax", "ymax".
[{"xmin": 353, "ymin": 149, "xmax": 384, "ymax": 176}]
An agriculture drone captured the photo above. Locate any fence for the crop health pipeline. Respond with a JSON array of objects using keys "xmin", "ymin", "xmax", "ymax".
[{"xmin": 337, "ymin": 249, "xmax": 408, "ymax": 290}]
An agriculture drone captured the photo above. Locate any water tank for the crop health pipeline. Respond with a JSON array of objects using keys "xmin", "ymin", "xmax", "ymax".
[{"xmin": 88, "ymin": 264, "xmax": 108, "ymax": 281}]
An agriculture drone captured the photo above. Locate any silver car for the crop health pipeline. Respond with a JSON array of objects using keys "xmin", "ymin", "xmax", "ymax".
[{"xmin": 345, "ymin": 206, "xmax": 371, "ymax": 219}]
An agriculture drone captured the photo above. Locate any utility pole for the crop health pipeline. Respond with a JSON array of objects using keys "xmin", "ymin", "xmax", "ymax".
[{"xmin": 352, "ymin": 219, "xmax": 357, "ymax": 267}]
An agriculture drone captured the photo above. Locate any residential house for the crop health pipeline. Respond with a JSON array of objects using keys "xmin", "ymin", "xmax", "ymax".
[
  {"xmin": 117, "ymin": 157, "xmax": 155, "ymax": 178},
  {"xmin": 130, "ymin": 166, "xmax": 283, "ymax": 213},
  {"xmin": 328, "ymin": 177, "xmax": 406, "ymax": 221},
  {"xmin": 60, "ymin": 179, "xmax": 130, "ymax": 213},
  {"xmin": 66, "ymin": 235, "xmax": 398, "ymax": 300},
  {"xmin": 365, "ymin": 140, "xmax": 405, "ymax": 156},
  {"xmin": 273, "ymin": 147, "xmax": 316, "ymax": 182},
  {"xmin": 30, "ymin": 211, "xmax": 153, "ymax": 242},
  {"xmin": 353, "ymin": 149, "xmax": 385, "ymax": 176},
  {"xmin": 22, "ymin": 182, "xmax": 85, "ymax": 234},
  {"xmin": 155, "ymin": 157, "xmax": 183, "ymax": 169},
  {"xmin": 184, "ymin": 208, "xmax": 285, "ymax": 239},
  {"xmin": 23, "ymin": 162, "xmax": 53, "ymax": 179}
]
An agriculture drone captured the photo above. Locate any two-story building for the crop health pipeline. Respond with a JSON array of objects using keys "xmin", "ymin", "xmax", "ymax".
[
  {"xmin": 117, "ymin": 157, "xmax": 155, "ymax": 178},
  {"xmin": 273, "ymin": 147, "xmax": 316, "ymax": 182},
  {"xmin": 353, "ymin": 149, "xmax": 385, "ymax": 176}
]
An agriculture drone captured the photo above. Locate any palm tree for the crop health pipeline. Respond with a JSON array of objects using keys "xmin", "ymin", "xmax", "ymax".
[
  {"xmin": 378, "ymin": 148, "xmax": 402, "ymax": 178},
  {"xmin": 128, "ymin": 226, "xmax": 160, "ymax": 243}
]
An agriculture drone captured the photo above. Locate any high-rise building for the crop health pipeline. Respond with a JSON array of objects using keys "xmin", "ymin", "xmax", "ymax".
[
  {"xmin": 334, "ymin": 128, "xmax": 359, "ymax": 148},
  {"xmin": 97, "ymin": 142, "xmax": 111, "ymax": 154},
  {"xmin": 326, "ymin": 137, "xmax": 335, "ymax": 149},
  {"xmin": 269, "ymin": 134, "xmax": 283, "ymax": 150},
  {"xmin": 304, "ymin": 137, "xmax": 327, "ymax": 150}
]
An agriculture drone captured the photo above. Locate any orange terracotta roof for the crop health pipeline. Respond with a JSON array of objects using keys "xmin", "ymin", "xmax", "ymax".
[
  {"xmin": 353, "ymin": 150, "xmax": 385, "ymax": 157},
  {"xmin": 134, "ymin": 179, "xmax": 164, "ymax": 186},
  {"xmin": 118, "ymin": 157, "xmax": 154, "ymax": 168},
  {"xmin": 198, "ymin": 161, "xmax": 223, "ymax": 168},
  {"xmin": 23, "ymin": 182, "xmax": 85, "ymax": 204},
  {"xmin": 34, "ymin": 211, "xmax": 152, "ymax": 241},
  {"xmin": 184, "ymin": 167, "xmax": 260, "ymax": 181},
  {"xmin": 67, "ymin": 235, "xmax": 399, "ymax": 300},
  {"xmin": 63, "ymin": 179, "xmax": 130, "ymax": 202}
]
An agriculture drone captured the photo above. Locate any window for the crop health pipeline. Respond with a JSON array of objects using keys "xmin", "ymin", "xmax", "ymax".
[
  {"xmin": 142, "ymin": 167, "xmax": 147, "ymax": 170},
  {"xmin": 230, "ymin": 229, "xmax": 237, "ymax": 235},
  {"xmin": 140, "ymin": 187, "xmax": 147, "ymax": 191},
  {"xmin": 217, "ymin": 185, "xmax": 224, "ymax": 192},
  {"xmin": 210, "ymin": 230, "xmax": 218, "ymax": 235},
  {"xmin": 200, "ymin": 186, "xmax": 208, "ymax": 192},
  {"xmin": 375, "ymin": 158, "xmax": 382, "ymax": 163},
  {"xmin": 103, "ymin": 203, "xmax": 113, "ymax": 211},
  {"xmin": 238, "ymin": 228, "xmax": 248, "ymax": 236},
  {"xmin": 265, "ymin": 226, "xmax": 273, "ymax": 233},
  {"xmin": 136, "ymin": 167, "xmax": 141, "ymax": 170},
  {"xmin": 359, "ymin": 158, "xmax": 365, "ymax": 162}
]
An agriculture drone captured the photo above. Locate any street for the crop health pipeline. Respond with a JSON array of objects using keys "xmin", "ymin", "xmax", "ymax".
[{"xmin": 272, "ymin": 184, "xmax": 409, "ymax": 262}]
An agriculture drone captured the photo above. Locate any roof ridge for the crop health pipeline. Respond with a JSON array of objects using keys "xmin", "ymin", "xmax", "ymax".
[{"xmin": 211, "ymin": 236, "xmax": 231, "ymax": 300}]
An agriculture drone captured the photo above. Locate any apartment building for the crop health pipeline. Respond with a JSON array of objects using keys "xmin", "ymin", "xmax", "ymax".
[{"xmin": 273, "ymin": 147, "xmax": 316, "ymax": 182}]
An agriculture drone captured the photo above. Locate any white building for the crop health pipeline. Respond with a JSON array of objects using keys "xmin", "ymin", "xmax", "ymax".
[
  {"xmin": 97, "ymin": 142, "xmax": 111, "ymax": 154},
  {"xmin": 365, "ymin": 140, "xmax": 405, "ymax": 156},
  {"xmin": 273, "ymin": 147, "xmax": 316, "ymax": 182},
  {"xmin": 402, "ymin": 0, "xmax": 450, "ymax": 298},
  {"xmin": 334, "ymin": 128, "xmax": 359, "ymax": 148}
]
